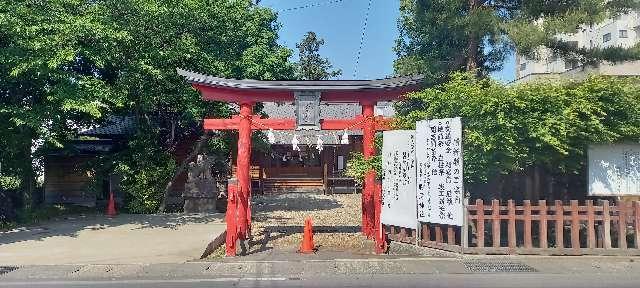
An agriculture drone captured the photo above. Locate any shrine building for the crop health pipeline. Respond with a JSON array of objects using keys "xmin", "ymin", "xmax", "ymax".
[{"xmin": 240, "ymin": 102, "xmax": 395, "ymax": 194}]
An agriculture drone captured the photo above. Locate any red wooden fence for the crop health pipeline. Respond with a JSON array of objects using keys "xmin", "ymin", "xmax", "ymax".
[{"xmin": 385, "ymin": 199, "xmax": 640, "ymax": 255}]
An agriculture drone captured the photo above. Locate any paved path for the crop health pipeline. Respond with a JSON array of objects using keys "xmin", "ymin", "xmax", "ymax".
[
  {"xmin": 2, "ymin": 274, "xmax": 640, "ymax": 288},
  {"xmin": 0, "ymin": 213, "xmax": 225, "ymax": 265},
  {"xmin": 2, "ymin": 256, "xmax": 640, "ymax": 287}
]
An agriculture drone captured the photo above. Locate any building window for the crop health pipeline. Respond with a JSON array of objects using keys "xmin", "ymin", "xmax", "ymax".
[
  {"xmin": 603, "ymin": 33, "xmax": 612, "ymax": 42},
  {"xmin": 519, "ymin": 63, "xmax": 526, "ymax": 71},
  {"xmin": 620, "ymin": 30, "xmax": 628, "ymax": 38}
]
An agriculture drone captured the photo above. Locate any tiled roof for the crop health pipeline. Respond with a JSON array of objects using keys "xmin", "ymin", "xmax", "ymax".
[
  {"xmin": 176, "ymin": 68, "xmax": 423, "ymax": 91},
  {"xmin": 261, "ymin": 102, "xmax": 395, "ymax": 144},
  {"xmin": 79, "ymin": 116, "xmax": 135, "ymax": 137}
]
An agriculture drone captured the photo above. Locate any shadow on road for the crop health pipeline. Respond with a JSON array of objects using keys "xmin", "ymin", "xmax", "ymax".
[{"xmin": 0, "ymin": 213, "xmax": 224, "ymax": 245}]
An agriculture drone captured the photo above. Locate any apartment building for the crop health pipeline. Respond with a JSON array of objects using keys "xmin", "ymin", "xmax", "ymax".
[{"xmin": 514, "ymin": 10, "xmax": 640, "ymax": 83}]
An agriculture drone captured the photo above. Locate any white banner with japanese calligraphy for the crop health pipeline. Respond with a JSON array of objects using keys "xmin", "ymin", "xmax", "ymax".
[
  {"xmin": 415, "ymin": 117, "xmax": 464, "ymax": 226},
  {"xmin": 588, "ymin": 143, "xmax": 640, "ymax": 196},
  {"xmin": 381, "ymin": 130, "xmax": 418, "ymax": 229}
]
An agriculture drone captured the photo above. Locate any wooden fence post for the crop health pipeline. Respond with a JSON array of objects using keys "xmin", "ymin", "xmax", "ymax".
[
  {"xmin": 602, "ymin": 200, "xmax": 612, "ymax": 249},
  {"xmin": 435, "ymin": 225, "xmax": 443, "ymax": 243},
  {"xmin": 462, "ymin": 198, "xmax": 469, "ymax": 251},
  {"xmin": 539, "ymin": 200, "xmax": 548, "ymax": 249},
  {"xmin": 587, "ymin": 200, "xmax": 596, "ymax": 249},
  {"xmin": 416, "ymin": 222, "xmax": 422, "ymax": 246},
  {"xmin": 524, "ymin": 200, "xmax": 532, "ymax": 249},
  {"xmin": 618, "ymin": 201, "xmax": 627, "ymax": 249},
  {"xmin": 635, "ymin": 201, "xmax": 640, "ymax": 249},
  {"xmin": 570, "ymin": 200, "xmax": 580, "ymax": 250},
  {"xmin": 507, "ymin": 200, "xmax": 516, "ymax": 251},
  {"xmin": 423, "ymin": 223, "xmax": 431, "ymax": 243},
  {"xmin": 555, "ymin": 200, "xmax": 564, "ymax": 249},
  {"xmin": 447, "ymin": 226, "xmax": 455, "ymax": 245},
  {"xmin": 492, "ymin": 200, "xmax": 501, "ymax": 248},
  {"xmin": 390, "ymin": 225, "xmax": 396, "ymax": 240},
  {"xmin": 476, "ymin": 199, "xmax": 485, "ymax": 248}
]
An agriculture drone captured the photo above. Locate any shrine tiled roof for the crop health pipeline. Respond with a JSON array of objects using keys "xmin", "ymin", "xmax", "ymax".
[
  {"xmin": 176, "ymin": 68, "xmax": 423, "ymax": 91},
  {"xmin": 79, "ymin": 116, "xmax": 135, "ymax": 137},
  {"xmin": 261, "ymin": 102, "xmax": 395, "ymax": 145}
]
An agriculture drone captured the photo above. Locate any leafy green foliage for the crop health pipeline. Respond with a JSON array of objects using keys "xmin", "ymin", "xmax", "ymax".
[
  {"xmin": 115, "ymin": 129, "xmax": 177, "ymax": 213},
  {"xmin": 0, "ymin": 176, "xmax": 20, "ymax": 190},
  {"xmin": 296, "ymin": 31, "xmax": 341, "ymax": 80},
  {"xmin": 395, "ymin": 0, "xmax": 640, "ymax": 81},
  {"xmin": 345, "ymin": 135, "xmax": 383, "ymax": 183},
  {"xmin": 1, "ymin": 0, "xmax": 127, "ymax": 205},
  {"xmin": 345, "ymin": 152, "xmax": 380, "ymax": 185},
  {"xmin": 395, "ymin": 73, "xmax": 640, "ymax": 184},
  {"xmin": 1, "ymin": 0, "xmax": 296, "ymax": 212}
]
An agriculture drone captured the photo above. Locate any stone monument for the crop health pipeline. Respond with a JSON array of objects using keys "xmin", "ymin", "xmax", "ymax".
[{"xmin": 183, "ymin": 155, "xmax": 219, "ymax": 213}]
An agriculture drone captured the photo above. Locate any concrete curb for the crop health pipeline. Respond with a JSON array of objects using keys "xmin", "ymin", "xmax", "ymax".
[
  {"xmin": 199, "ymin": 230, "xmax": 226, "ymax": 259},
  {"xmin": 387, "ymin": 241, "xmax": 462, "ymax": 258}
]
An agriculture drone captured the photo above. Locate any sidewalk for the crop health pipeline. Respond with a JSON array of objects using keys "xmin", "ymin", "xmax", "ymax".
[
  {"xmin": 2, "ymin": 255, "xmax": 640, "ymax": 282},
  {"xmin": 0, "ymin": 213, "xmax": 225, "ymax": 265}
]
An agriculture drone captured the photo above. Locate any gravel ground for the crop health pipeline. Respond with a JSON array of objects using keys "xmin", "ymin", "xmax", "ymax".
[
  {"xmin": 249, "ymin": 193, "xmax": 372, "ymax": 253},
  {"xmin": 205, "ymin": 193, "xmax": 375, "ymax": 258}
]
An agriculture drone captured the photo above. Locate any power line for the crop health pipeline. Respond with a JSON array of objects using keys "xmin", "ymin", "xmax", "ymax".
[
  {"xmin": 278, "ymin": 0, "xmax": 345, "ymax": 12},
  {"xmin": 353, "ymin": 0, "xmax": 372, "ymax": 79}
]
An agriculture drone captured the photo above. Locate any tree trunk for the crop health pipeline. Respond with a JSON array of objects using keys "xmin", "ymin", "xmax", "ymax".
[
  {"xmin": 19, "ymin": 127, "xmax": 36, "ymax": 210},
  {"xmin": 158, "ymin": 132, "xmax": 211, "ymax": 213},
  {"xmin": 466, "ymin": 0, "xmax": 480, "ymax": 73}
]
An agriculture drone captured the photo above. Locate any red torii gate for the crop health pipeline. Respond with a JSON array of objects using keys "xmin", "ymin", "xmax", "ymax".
[{"xmin": 177, "ymin": 69, "xmax": 422, "ymax": 256}]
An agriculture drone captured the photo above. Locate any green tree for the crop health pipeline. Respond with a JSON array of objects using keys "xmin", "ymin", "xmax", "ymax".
[
  {"xmin": 349, "ymin": 74, "xmax": 640, "ymax": 191},
  {"xmin": 98, "ymin": 0, "xmax": 295, "ymax": 212},
  {"xmin": 296, "ymin": 31, "xmax": 342, "ymax": 80},
  {"xmin": 0, "ymin": 0, "xmax": 126, "ymax": 207},
  {"xmin": 394, "ymin": 73, "xmax": 640, "ymax": 190},
  {"xmin": 0, "ymin": 0, "xmax": 296, "ymax": 213},
  {"xmin": 395, "ymin": 0, "xmax": 640, "ymax": 81}
]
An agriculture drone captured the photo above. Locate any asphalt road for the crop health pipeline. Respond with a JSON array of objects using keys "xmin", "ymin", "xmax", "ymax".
[{"xmin": 3, "ymin": 274, "xmax": 640, "ymax": 288}]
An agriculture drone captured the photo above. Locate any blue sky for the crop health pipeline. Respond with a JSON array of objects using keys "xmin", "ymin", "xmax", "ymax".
[{"xmin": 259, "ymin": 0, "xmax": 515, "ymax": 82}]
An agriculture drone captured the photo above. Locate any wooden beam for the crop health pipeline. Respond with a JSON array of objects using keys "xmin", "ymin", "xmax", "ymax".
[
  {"xmin": 253, "ymin": 118, "xmax": 296, "ymax": 130},
  {"xmin": 196, "ymin": 84, "xmax": 293, "ymax": 103},
  {"xmin": 374, "ymin": 116, "xmax": 393, "ymax": 131},
  {"xmin": 204, "ymin": 115, "xmax": 393, "ymax": 131},
  {"xmin": 320, "ymin": 117, "xmax": 365, "ymax": 130},
  {"xmin": 321, "ymin": 115, "xmax": 393, "ymax": 131},
  {"xmin": 204, "ymin": 118, "xmax": 240, "ymax": 130},
  {"xmin": 321, "ymin": 88, "xmax": 417, "ymax": 102}
]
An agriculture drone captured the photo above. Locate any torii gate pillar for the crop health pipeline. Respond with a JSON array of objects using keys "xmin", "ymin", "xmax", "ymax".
[
  {"xmin": 361, "ymin": 102, "xmax": 376, "ymax": 238},
  {"xmin": 236, "ymin": 102, "xmax": 253, "ymax": 241}
]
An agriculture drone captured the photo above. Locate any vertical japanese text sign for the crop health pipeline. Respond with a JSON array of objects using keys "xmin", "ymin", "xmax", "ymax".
[
  {"xmin": 381, "ymin": 130, "xmax": 418, "ymax": 229},
  {"xmin": 416, "ymin": 117, "xmax": 464, "ymax": 226}
]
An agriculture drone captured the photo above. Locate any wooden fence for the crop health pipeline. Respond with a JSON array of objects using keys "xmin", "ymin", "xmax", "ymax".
[{"xmin": 385, "ymin": 199, "xmax": 640, "ymax": 255}]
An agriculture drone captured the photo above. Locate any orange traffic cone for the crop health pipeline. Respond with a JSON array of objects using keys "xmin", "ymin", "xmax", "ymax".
[
  {"xmin": 298, "ymin": 216, "xmax": 317, "ymax": 254},
  {"xmin": 106, "ymin": 191, "xmax": 117, "ymax": 217}
]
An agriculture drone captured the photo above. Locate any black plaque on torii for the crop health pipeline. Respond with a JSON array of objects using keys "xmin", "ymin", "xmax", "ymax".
[{"xmin": 294, "ymin": 91, "xmax": 321, "ymax": 130}]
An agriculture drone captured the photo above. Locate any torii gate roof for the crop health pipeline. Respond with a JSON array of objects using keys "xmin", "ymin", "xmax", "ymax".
[{"xmin": 177, "ymin": 68, "xmax": 423, "ymax": 103}]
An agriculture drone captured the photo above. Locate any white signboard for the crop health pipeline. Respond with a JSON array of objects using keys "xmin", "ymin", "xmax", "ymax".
[
  {"xmin": 588, "ymin": 143, "xmax": 640, "ymax": 196},
  {"xmin": 415, "ymin": 117, "xmax": 464, "ymax": 226},
  {"xmin": 381, "ymin": 130, "xmax": 418, "ymax": 229}
]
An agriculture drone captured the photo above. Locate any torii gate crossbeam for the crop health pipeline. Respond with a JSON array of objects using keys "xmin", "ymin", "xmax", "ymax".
[{"xmin": 177, "ymin": 69, "xmax": 423, "ymax": 256}]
